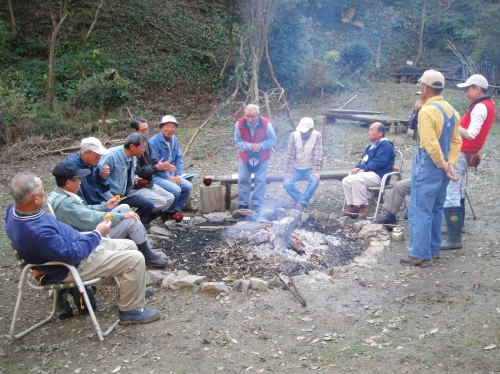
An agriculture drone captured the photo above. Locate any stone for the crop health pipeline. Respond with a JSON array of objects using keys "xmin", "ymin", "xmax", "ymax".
[
  {"xmin": 147, "ymin": 234, "xmax": 173, "ymax": 243},
  {"xmin": 353, "ymin": 255, "xmax": 377, "ymax": 266},
  {"xmin": 191, "ymin": 216, "xmax": 208, "ymax": 225},
  {"xmin": 313, "ymin": 212, "xmax": 329, "ymax": 223},
  {"xmin": 172, "ymin": 275, "xmax": 208, "ymax": 289},
  {"xmin": 268, "ymin": 276, "xmax": 282, "ymax": 288},
  {"xmin": 201, "ymin": 282, "xmax": 230, "ymax": 294},
  {"xmin": 291, "ymin": 274, "xmax": 314, "ymax": 287},
  {"xmin": 232, "ymin": 279, "xmax": 250, "ymax": 293},
  {"xmin": 336, "ymin": 216, "xmax": 348, "ymax": 225},
  {"xmin": 160, "ymin": 270, "xmax": 189, "ymax": 288},
  {"xmin": 358, "ymin": 223, "xmax": 386, "ymax": 240},
  {"xmin": 287, "ymin": 209, "xmax": 301, "ymax": 220},
  {"xmin": 146, "ymin": 270, "xmax": 164, "ymax": 286},
  {"xmin": 364, "ymin": 243, "xmax": 386, "ymax": 256},
  {"xmin": 328, "ymin": 212, "xmax": 340, "ymax": 220},
  {"xmin": 301, "ymin": 213, "xmax": 310, "ymax": 223},
  {"xmin": 249, "ymin": 277, "xmax": 269, "ymax": 291},
  {"xmin": 325, "ymin": 267, "xmax": 341, "ymax": 278},
  {"xmin": 203, "ymin": 212, "xmax": 232, "ymax": 223},
  {"xmin": 308, "ymin": 270, "xmax": 332, "ymax": 282},
  {"xmin": 276, "ymin": 208, "xmax": 287, "ymax": 219},
  {"xmin": 149, "ymin": 226, "xmax": 172, "ymax": 237},
  {"xmin": 165, "ymin": 221, "xmax": 185, "ymax": 231},
  {"xmin": 353, "ymin": 219, "xmax": 372, "ymax": 232},
  {"xmin": 260, "ymin": 208, "xmax": 276, "ymax": 221}
]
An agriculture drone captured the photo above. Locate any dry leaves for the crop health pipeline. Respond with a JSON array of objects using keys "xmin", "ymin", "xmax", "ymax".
[{"xmin": 483, "ymin": 344, "xmax": 496, "ymax": 350}]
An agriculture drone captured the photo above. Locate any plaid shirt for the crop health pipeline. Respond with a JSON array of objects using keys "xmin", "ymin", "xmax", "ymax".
[{"xmin": 285, "ymin": 131, "xmax": 323, "ymax": 173}]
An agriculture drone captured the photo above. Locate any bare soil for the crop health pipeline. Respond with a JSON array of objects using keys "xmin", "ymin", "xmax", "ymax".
[{"xmin": 0, "ymin": 81, "xmax": 499, "ymax": 374}]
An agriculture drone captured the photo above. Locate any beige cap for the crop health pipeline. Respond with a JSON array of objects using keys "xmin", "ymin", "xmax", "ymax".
[
  {"xmin": 419, "ymin": 69, "xmax": 445, "ymax": 89},
  {"xmin": 80, "ymin": 137, "xmax": 110, "ymax": 155},
  {"xmin": 296, "ymin": 117, "xmax": 314, "ymax": 133},
  {"xmin": 457, "ymin": 74, "xmax": 488, "ymax": 89}
]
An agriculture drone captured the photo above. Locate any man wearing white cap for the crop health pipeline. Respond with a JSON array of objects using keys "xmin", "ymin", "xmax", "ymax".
[
  {"xmin": 401, "ymin": 70, "xmax": 462, "ymax": 267},
  {"xmin": 441, "ymin": 74, "xmax": 496, "ymax": 250},
  {"xmin": 64, "ymin": 137, "xmax": 113, "ymax": 205},
  {"xmin": 149, "ymin": 115, "xmax": 193, "ymax": 215},
  {"xmin": 283, "ymin": 117, "xmax": 323, "ymax": 211}
]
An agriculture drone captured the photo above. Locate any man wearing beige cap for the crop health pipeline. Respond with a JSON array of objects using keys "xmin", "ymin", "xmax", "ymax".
[
  {"xmin": 402, "ymin": 70, "xmax": 462, "ymax": 267},
  {"xmin": 441, "ymin": 74, "xmax": 496, "ymax": 250},
  {"xmin": 283, "ymin": 117, "xmax": 323, "ymax": 211}
]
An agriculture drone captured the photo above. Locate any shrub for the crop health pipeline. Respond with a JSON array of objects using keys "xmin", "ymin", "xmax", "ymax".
[{"xmin": 340, "ymin": 41, "xmax": 373, "ymax": 73}]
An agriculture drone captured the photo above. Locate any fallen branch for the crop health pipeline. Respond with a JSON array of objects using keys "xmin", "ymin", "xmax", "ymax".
[
  {"xmin": 278, "ymin": 274, "xmax": 306, "ymax": 307},
  {"xmin": 183, "ymin": 108, "xmax": 220, "ymax": 157}
]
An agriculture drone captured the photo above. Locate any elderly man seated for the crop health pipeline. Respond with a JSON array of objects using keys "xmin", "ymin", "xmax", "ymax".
[
  {"xmin": 342, "ymin": 122, "xmax": 395, "ymax": 218},
  {"xmin": 283, "ymin": 117, "xmax": 323, "ymax": 212},
  {"xmin": 48, "ymin": 162, "xmax": 169, "ymax": 268},
  {"xmin": 5, "ymin": 172, "xmax": 161, "ymax": 324}
]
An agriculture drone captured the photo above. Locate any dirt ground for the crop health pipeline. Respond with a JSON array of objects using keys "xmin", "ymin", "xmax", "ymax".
[{"xmin": 0, "ymin": 81, "xmax": 499, "ymax": 374}]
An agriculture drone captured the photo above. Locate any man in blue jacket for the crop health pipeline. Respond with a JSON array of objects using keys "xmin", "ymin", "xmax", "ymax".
[
  {"xmin": 149, "ymin": 115, "xmax": 193, "ymax": 215},
  {"xmin": 342, "ymin": 122, "xmax": 395, "ymax": 218},
  {"xmin": 5, "ymin": 172, "xmax": 161, "ymax": 324}
]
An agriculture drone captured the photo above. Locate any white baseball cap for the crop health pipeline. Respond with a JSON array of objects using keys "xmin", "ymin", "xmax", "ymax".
[
  {"xmin": 418, "ymin": 69, "xmax": 445, "ymax": 89},
  {"xmin": 296, "ymin": 117, "xmax": 315, "ymax": 133},
  {"xmin": 158, "ymin": 115, "xmax": 180, "ymax": 128},
  {"xmin": 457, "ymin": 74, "xmax": 488, "ymax": 89},
  {"xmin": 80, "ymin": 137, "xmax": 110, "ymax": 155}
]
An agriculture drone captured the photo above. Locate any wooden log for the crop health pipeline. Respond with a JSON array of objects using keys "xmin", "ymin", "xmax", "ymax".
[{"xmin": 200, "ymin": 185, "xmax": 224, "ymax": 214}]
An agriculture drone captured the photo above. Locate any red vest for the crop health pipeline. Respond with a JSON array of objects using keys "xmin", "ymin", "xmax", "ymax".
[
  {"xmin": 238, "ymin": 116, "xmax": 271, "ymax": 163},
  {"xmin": 461, "ymin": 97, "xmax": 496, "ymax": 152}
]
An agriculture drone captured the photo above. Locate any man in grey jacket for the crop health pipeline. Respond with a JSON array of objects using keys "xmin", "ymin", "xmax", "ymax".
[{"xmin": 48, "ymin": 162, "xmax": 169, "ymax": 268}]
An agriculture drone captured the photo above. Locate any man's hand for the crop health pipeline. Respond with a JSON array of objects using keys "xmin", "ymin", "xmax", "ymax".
[
  {"xmin": 168, "ymin": 175, "xmax": 182, "ymax": 186},
  {"xmin": 95, "ymin": 220, "xmax": 111, "ymax": 237},
  {"xmin": 415, "ymin": 100, "xmax": 423, "ymax": 111},
  {"xmin": 311, "ymin": 171, "xmax": 320, "ymax": 180},
  {"xmin": 443, "ymin": 162, "xmax": 459, "ymax": 182},
  {"xmin": 250, "ymin": 143, "xmax": 261, "ymax": 152},
  {"xmin": 156, "ymin": 158, "xmax": 177, "ymax": 173},
  {"xmin": 123, "ymin": 211, "xmax": 140, "ymax": 220},
  {"xmin": 283, "ymin": 172, "xmax": 292, "ymax": 181},
  {"xmin": 105, "ymin": 197, "xmax": 118, "ymax": 210},
  {"xmin": 101, "ymin": 165, "xmax": 110, "ymax": 179},
  {"xmin": 350, "ymin": 168, "xmax": 364, "ymax": 175}
]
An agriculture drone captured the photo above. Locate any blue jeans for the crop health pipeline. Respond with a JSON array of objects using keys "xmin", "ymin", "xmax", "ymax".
[
  {"xmin": 120, "ymin": 194, "xmax": 155, "ymax": 224},
  {"xmin": 283, "ymin": 168, "xmax": 319, "ymax": 206},
  {"xmin": 237, "ymin": 159, "xmax": 269, "ymax": 208},
  {"xmin": 152, "ymin": 176, "xmax": 193, "ymax": 212},
  {"xmin": 408, "ymin": 151, "xmax": 450, "ymax": 260}
]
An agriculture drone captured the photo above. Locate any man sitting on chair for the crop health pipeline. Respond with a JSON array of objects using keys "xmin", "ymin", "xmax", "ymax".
[
  {"xmin": 5, "ymin": 172, "xmax": 161, "ymax": 325},
  {"xmin": 342, "ymin": 122, "xmax": 395, "ymax": 218}
]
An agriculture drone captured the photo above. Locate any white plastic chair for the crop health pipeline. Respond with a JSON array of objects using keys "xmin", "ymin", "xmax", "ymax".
[{"xmin": 9, "ymin": 244, "xmax": 120, "ymax": 341}]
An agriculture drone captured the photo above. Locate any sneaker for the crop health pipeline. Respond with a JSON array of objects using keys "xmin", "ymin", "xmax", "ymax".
[
  {"xmin": 296, "ymin": 202, "xmax": 306, "ymax": 212},
  {"xmin": 145, "ymin": 286, "xmax": 155, "ymax": 298},
  {"xmin": 143, "ymin": 252, "xmax": 170, "ymax": 268},
  {"xmin": 400, "ymin": 256, "xmax": 433, "ymax": 267},
  {"xmin": 431, "ymin": 254, "xmax": 440, "ymax": 260},
  {"xmin": 238, "ymin": 205, "xmax": 248, "ymax": 209},
  {"xmin": 119, "ymin": 308, "xmax": 161, "ymax": 324}
]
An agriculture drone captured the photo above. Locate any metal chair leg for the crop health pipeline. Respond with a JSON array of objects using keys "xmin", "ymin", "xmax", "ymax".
[{"xmin": 464, "ymin": 189, "xmax": 476, "ymax": 220}]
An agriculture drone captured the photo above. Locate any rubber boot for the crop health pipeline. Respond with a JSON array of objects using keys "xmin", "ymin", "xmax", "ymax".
[
  {"xmin": 57, "ymin": 288, "xmax": 74, "ymax": 320},
  {"xmin": 441, "ymin": 206, "xmax": 463, "ymax": 250},
  {"xmin": 137, "ymin": 241, "xmax": 169, "ymax": 268}
]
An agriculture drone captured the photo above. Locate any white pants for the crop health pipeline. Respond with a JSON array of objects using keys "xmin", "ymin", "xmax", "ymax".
[
  {"xmin": 342, "ymin": 171, "xmax": 381, "ymax": 206},
  {"xmin": 135, "ymin": 184, "xmax": 174, "ymax": 212}
]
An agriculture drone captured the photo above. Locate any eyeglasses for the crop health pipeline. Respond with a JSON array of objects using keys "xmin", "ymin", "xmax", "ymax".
[{"xmin": 139, "ymin": 128, "xmax": 149, "ymax": 133}]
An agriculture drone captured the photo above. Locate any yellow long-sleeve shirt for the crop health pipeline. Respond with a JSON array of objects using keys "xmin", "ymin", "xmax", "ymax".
[{"xmin": 417, "ymin": 95, "xmax": 462, "ymax": 168}]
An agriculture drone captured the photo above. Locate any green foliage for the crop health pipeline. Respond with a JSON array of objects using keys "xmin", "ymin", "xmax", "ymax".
[
  {"xmin": 0, "ymin": 84, "xmax": 32, "ymax": 125},
  {"xmin": 72, "ymin": 69, "xmax": 131, "ymax": 116},
  {"xmin": 0, "ymin": 18, "xmax": 11, "ymax": 63},
  {"xmin": 340, "ymin": 41, "xmax": 373, "ymax": 73}
]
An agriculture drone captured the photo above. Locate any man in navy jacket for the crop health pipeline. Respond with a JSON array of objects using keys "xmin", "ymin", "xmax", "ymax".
[{"xmin": 342, "ymin": 122, "xmax": 395, "ymax": 218}]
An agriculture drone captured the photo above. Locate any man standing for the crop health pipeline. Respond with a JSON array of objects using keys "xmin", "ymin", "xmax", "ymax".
[
  {"xmin": 149, "ymin": 115, "xmax": 193, "ymax": 215},
  {"xmin": 130, "ymin": 118, "xmax": 175, "ymax": 221},
  {"xmin": 49, "ymin": 162, "xmax": 169, "ymax": 267},
  {"xmin": 5, "ymin": 172, "xmax": 161, "ymax": 324},
  {"xmin": 283, "ymin": 117, "xmax": 323, "ymax": 212},
  {"xmin": 342, "ymin": 122, "xmax": 395, "ymax": 218},
  {"xmin": 441, "ymin": 74, "xmax": 496, "ymax": 250},
  {"xmin": 234, "ymin": 104, "xmax": 277, "ymax": 212},
  {"xmin": 401, "ymin": 70, "xmax": 462, "ymax": 267},
  {"xmin": 101, "ymin": 133, "xmax": 156, "ymax": 224}
]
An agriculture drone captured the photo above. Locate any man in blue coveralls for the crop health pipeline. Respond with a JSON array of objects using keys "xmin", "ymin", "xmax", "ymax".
[{"xmin": 401, "ymin": 70, "xmax": 462, "ymax": 267}]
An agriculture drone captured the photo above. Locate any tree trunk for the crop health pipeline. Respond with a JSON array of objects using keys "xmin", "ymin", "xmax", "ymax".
[
  {"xmin": 219, "ymin": 1, "xmax": 235, "ymax": 80},
  {"xmin": 8, "ymin": 0, "xmax": 17, "ymax": 35},
  {"xmin": 101, "ymin": 106, "xmax": 109, "ymax": 132},
  {"xmin": 413, "ymin": 0, "xmax": 427, "ymax": 67},
  {"xmin": 46, "ymin": 0, "xmax": 70, "ymax": 111},
  {"xmin": 85, "ymin": 0, "xmax": 104, "ymax": 40}
]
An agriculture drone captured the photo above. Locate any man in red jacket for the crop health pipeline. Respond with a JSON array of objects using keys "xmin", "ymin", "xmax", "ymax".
[
  {"xmin": 441, "ymin": 74, "xmax": 496, "ymax": 250},
  {"xmin": 234, "ymin": 104, "xmax": 277, "ymax": 212}
]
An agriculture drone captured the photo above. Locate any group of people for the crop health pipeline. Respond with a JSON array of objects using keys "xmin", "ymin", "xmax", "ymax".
[
  {"xmin": 5, "ymin": 115, "xmax": 194, "ymax": 324},
  {"xmin": 4, "ymin": 71, "xmax": 496, "ymax": 327}
]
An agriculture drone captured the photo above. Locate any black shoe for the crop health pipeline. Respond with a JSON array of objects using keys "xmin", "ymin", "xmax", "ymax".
[
  {"xmin": 160, "ymin": 211, "xmax": 171, "ymax": 221},
  {"xmin": 375, "ymin": 212, "xmax": 397, "ymax": 225},
  {"xmin": 143, "ymin": 212, "xmax": 159, "ymax": 225},
  {"xmin": 72, "ymin": 285, "xmax": 99, "ymax": 315},
  {"xmin": 238, "ymin": 205, "xmax": 248, "ymax": 209}
]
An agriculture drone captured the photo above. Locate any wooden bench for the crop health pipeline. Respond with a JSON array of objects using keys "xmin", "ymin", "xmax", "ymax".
[{"xmin": 206, "ymin": 170, "xmax": 350, "ymax": 210}]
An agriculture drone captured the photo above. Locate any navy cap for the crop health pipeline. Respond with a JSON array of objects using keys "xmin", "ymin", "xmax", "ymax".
[{"xmin": 52, "ymin": 162, "xmax": 91, "ymax": 179}]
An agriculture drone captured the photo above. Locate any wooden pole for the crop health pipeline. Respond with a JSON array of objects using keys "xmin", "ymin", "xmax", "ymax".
[{"xmin": 316, "ymin": 115, "xmax": 326, "ymax": 170}]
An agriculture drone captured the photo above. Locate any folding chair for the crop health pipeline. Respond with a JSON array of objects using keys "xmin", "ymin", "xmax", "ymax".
[
  {"xmin": 10, "ymin": 244, "xmax": 120, "ymax": 341},
  {"xmin": 366, "ymin": 150, "xmax": 404, "ymax": 221}
]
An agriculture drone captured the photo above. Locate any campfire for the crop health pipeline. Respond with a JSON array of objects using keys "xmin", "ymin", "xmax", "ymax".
[{"xmin": 158, "ymin": 207, "xmax": 363, "ymax": 281}]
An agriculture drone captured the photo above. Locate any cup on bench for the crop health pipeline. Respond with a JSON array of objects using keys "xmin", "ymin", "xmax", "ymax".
[{"xmin": 203, "ymin": 177, "xmax": 212, "ymax": 186}]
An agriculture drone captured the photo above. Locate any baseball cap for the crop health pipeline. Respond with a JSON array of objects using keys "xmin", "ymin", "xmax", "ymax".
[
  {"xmin": 457, "ymin": 74, "xmax": 488, "ymax": 89},
  {"xmin": 418, "ymin": 70, "xmax": 445, "ymax": 89},
  {"xmin": 158, "ymin": 115, "xmax": 180, "ymax": 128},
  {"xmin": 52, "ymin": 162, "xmax": 91, "ymax": 179},
  {"xmin": 296, "ymin": 117, "xmax": 315, "ymax": 133},
  {"xmin": 80, "ymin": 137, "xmax": 110, "ymax": 155}
]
